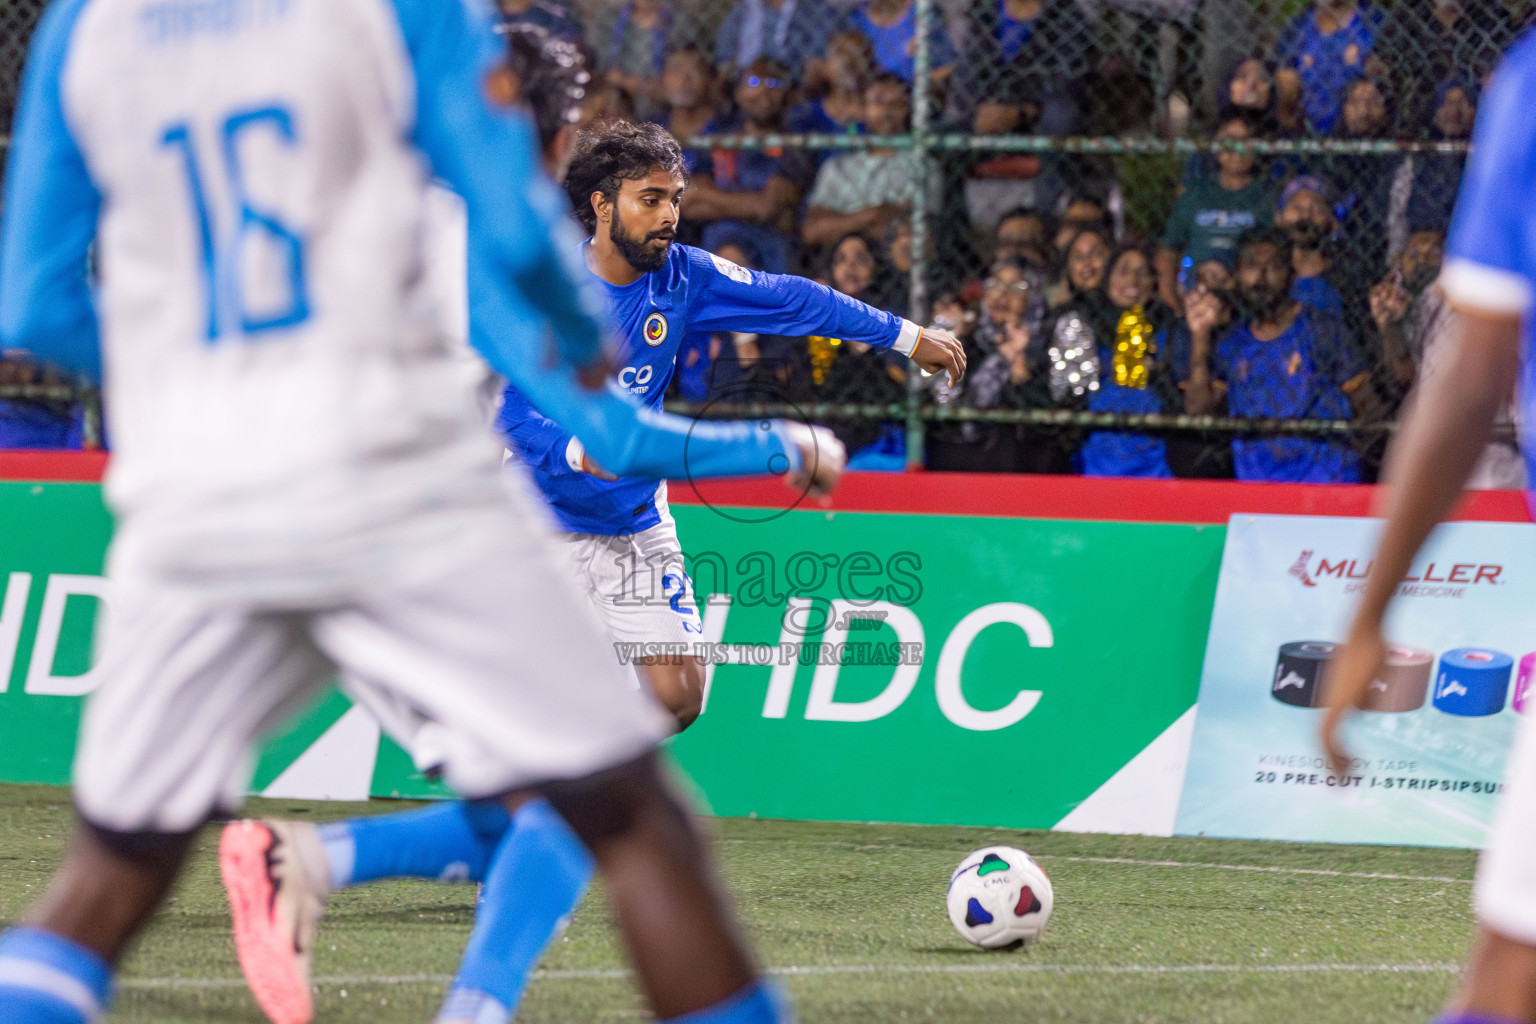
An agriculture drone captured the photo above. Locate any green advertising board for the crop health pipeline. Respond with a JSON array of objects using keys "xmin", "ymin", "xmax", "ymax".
[{"xmin": 0, "ymin": 482, "xmax": 1224, "ymax": 832}]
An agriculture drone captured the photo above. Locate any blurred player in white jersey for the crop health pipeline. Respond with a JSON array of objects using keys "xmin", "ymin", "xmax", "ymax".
[
  {"xmin": 0, "ymin": 2, "xmax": 832, "ymax": 1023},
  {"xmin": 1323, "ymin": 27, "xmax": 1536, "ymax": 1024},
  {"xmin": 221, "ymin": 26, "xmax": 965, "ymax": 1024}
]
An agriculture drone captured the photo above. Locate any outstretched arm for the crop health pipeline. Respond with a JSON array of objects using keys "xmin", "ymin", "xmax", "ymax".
[
  {"xmin": 1320, "ymin": 42, "xmax": 1536, "ymax": 767},
  {"xmin": 683, "ymin": 247, "xmax": 965, "ymax": 384}
]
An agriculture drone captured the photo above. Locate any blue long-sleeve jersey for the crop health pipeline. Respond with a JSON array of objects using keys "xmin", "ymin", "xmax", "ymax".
[{"xmin": 495, "ymin": 242, "xmax": 920, "ymax": 535}]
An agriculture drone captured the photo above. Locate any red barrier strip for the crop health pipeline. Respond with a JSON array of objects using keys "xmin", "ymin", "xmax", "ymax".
[
  {"xmin": 0, "ymin": 451, "xmax": 108, "ymax": 483},
  {"xmin": 0, "ymin": 453, "xmax": 1524, "ymax": 525},
  {"xmin": 668, "ymin": 472, "xmax": 1533, "ymax": 525}
]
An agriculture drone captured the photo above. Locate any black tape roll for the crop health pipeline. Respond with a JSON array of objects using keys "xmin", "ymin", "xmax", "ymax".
[{"xmin": 1273, "ymin": 641, "xmax": 1337, "ymax": 708}]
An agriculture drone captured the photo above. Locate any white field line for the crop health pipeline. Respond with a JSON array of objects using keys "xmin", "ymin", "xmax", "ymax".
[
  {"xmin": 714, "ymin": 840, "xmax": 1475, "ymax": 885},
  {"xmin": 1037, "ymin": 855, "xmax": 1474, "ymax": 885},
  {"xmin": 118, "ymin": 962, "xmax": 1461, "ymax": 991}
]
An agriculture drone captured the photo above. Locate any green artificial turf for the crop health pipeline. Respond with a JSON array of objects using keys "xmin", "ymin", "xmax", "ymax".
[{"xmin": 0, "ymin": 784, "xmax": 1479, "ymax": 1023}]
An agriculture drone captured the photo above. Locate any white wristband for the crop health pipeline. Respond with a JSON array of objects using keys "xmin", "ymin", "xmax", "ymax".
[{"xmin": 892, "ymin": 319, "xmax": 922, "ymax": 357}]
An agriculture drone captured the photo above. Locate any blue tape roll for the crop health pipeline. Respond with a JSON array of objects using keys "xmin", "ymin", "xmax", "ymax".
[{"xmin": 1432, "ymin": 648, "xmax": 1513, "ymax": 717}]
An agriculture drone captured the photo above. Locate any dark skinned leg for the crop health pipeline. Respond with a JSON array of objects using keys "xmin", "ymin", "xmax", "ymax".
[
  {"xmin": 1449, "ymin": 925, "xmax": 1536, "ymax": 1022},
  {"xmin": 539, "ymin": 750, "xmax": 757, "ymax": 1020},
  {"xmin": 20, "ymin": 819, "xmax": 195, "ymax": 967},
  {"xmin": 636, "ymin": 654, "xmax": 707, "ymax": 730}
]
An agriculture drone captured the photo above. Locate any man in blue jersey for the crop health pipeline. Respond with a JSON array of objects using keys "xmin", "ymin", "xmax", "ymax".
[
  {"xmin": 0, "ymin": 5, "xmax": 839, "ymax": 1024},
  {"xmin": 232, "ymin": 114, "xmax": 966, "ymax": 1024},
  {"xmin": 1182, "ymin": 227, "xmax": 1374, "ymax": 483},
  {"xmin": 1323, "ymin": 29, "xmax": 1536, "ymax": 1024}
]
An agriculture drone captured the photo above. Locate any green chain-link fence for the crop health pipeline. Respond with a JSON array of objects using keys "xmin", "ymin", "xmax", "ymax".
[{"xmin": 1, "ymin": 1, "xmax": 1529, "ymax": 476}]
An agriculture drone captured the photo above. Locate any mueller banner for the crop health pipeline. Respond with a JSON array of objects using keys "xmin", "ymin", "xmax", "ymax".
[
  {"xmin": 1177, "ymin": 514, "xmax": 1536, "ymax": 848},
  {"xmin": 0, "ymin": 481, "xmax": 1223, "ymax": 834}
]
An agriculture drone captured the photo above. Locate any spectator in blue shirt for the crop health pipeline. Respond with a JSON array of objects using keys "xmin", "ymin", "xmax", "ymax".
[
  {"xmin": 1274, "ymin": 0, "xmax": 1386, "ymax": 134},
  {"xmin": 789, "ymin": 28, "xmax": 873, "ymax": 135},
  {"xmin": 592, "ymin": 0, "xmax": 688, "ymax": 121},
  {"xmin": 1183, "ymin": 227, "xmax": 1375, "ymax": 483},
  {"xmin": 712, "ymin": 0, "xmax": 841, "ymax": 79},
  {"xmin": 1275, "ymin": 175, "xmax": 1345, "ymax": 320},
  {"xmin": 950, "ymin": 0, "xmax": 1096, "ymax": 138},
  {"xmin": 682, "ymin": 58, "xmax": 817, "ymax": 274},
  {"xmin": 842, "ymin": 0, "xmax": 956, "ymax": 86}
]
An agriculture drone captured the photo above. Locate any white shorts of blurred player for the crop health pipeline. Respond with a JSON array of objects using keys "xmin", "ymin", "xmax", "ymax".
[
  {"xmin": 1476, "ymin": 707, "xmax": 1536, "ymax": 943},
  {"xmin": 72, "ymin": 501, "xmax": 674, "ymax": 836},
  {"xmin": 557, "ymin": 492, "xmax": 703, "ymax": 651}
]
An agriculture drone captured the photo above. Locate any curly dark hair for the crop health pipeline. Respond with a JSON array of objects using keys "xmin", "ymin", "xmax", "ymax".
[
  {"xmin": 563, "ymin": 119, "xmax": 690, "ymax": 232},
  {"xmin": 498, "ymin": 23, "xmax": 591, "ymax": 150}
]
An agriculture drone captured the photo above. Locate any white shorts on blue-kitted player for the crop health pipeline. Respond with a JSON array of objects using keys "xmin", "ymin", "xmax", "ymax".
[{"xmin": 558, "ymin": 485, "xmax": 703, "ymax": 650}]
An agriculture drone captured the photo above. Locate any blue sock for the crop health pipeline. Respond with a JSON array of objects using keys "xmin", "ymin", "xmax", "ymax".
[
  {"xmin": 1433, "ymin": 1014, "xmax": 1530, "ymax": 1024},
  {"xmin": 438, "ymin": 799, "xmax": 594, "ymax": 1023},
  {"xmin": 324, "ymin": 800, "xmax": 511, "ymax": 889},
  {"xmin": 0, "ymin": 927, "xmax": 113, "ymax": 1024},
  {"xmin": 663, "ymin": 981, "xmax": 793, "ymax": 1024}
]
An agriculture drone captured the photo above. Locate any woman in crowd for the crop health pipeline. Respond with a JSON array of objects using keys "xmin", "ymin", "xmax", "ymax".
[
  {"xmin": 802, "ymin": 234, "xmax": 910, "ymax": 467},
  {"xmin": 1076, "ymin": 246, "xmax": 1181, "ymax": 478},
  {"xmin": 1183, "ymin": 56, "xmax": 1302, "ymax": 187},
  {"xmin": 1046, "ymin": 223, "xmax": 1112, "ymax": 310},
  {"xmin": 925, "ymin": 257, "xmax": 1068, "ymax": 474}
]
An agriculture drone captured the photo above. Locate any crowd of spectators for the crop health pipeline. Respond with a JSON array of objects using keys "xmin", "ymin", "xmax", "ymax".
[{"xmin": 1, "ymin": 0, "xmax": 1532, "ymax": 482}]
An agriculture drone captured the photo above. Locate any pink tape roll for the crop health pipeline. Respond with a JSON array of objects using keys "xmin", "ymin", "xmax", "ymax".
[{"xmin": 1515, "ymin": 653, "xmax": 1536, "ymax": 714}]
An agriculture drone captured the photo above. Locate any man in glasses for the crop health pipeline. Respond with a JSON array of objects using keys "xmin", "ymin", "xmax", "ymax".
[{"xmin": 682, "ymin": 57, "xmax": 815, "ymax": 275}]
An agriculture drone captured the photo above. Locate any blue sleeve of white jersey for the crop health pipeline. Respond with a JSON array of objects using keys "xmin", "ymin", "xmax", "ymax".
[
  {"xmin": 390, "ymin": 0, "xmax": 608, "ymax": 371},
  {"xmin": 0, "ymin": 0, "xmax": 102, "ymax": 381},
  {"xmin": 1440, "ymin": 32, "xmax": 1536, "ymax": 317},
  {"xmin": 682, "ymin": 247, "xmax": 920, "ymax": 354},
  {"xmin": 502, "ymin": 359, "xmax": 804, "ymax": 481}
]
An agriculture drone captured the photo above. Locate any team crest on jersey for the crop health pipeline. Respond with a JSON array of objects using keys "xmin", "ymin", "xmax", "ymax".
[{"xmin": 643, "ymin": 312, "xmax": 669, "ymax": 347}]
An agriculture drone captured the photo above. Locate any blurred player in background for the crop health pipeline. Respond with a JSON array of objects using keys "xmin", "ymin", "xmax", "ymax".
[
  {"xmin": 1322, "ymin": 28, "xmax": 1536, "ymax": 1024},
  {"xmin": 231, "ymin": 46, "xmax": 967, "ymax": 1024},
  {"xmin": 0, "ymin": 2, "xmax": 841, "ymax": 1024}
]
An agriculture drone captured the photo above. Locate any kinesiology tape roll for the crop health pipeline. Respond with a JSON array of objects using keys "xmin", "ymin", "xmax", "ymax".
[
  {"xmin": 1514, "ymin": 654, "xmax": 1536, "ymax": 714},
  {"xmin": 1433, "ymin": 648, "xmax": 1513, "ymax": 717},
  {"xmin": 1272, "ymin": 641, "xmax": 1337, "ymax": 708},
  {"xmin": 1360, "ymin": 645, "xmax": 1433, "ymax": 713}
]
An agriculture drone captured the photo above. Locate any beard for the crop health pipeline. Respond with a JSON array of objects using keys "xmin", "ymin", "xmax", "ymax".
[
  {"xmin": 1286, "ymin": 220, "xmax": 1330, "ymax": 252},
  {"xmin": 1239, "ymin": 281, "xmax": 1291, "ymax": 323},
  {"xmin": 610, "ymin": 207, "xmax": 674, "ymax": 273}
]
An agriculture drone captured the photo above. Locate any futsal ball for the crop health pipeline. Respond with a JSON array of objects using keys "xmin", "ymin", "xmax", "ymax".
[{"xmin": 947, "ymin": 845, "xmax": 1053, "ymax": 949}]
